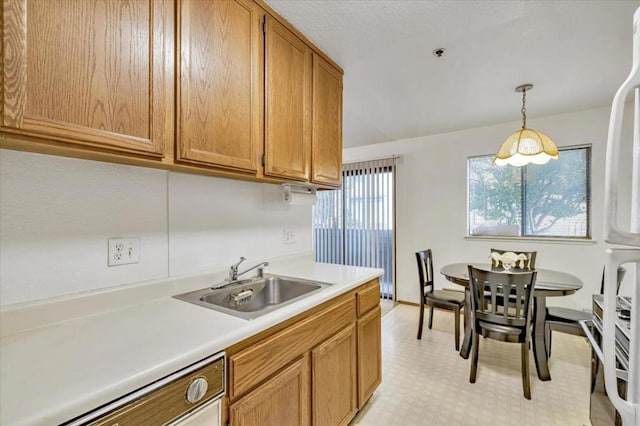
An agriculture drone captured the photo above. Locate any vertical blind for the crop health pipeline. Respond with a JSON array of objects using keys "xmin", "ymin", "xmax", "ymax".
[{"xmin": 313, "ymin": 157, "xmax": 397, "ymax": 299}]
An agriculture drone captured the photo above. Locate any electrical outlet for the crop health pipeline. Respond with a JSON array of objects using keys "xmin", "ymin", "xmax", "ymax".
[
  {"xmin": 108, "ymin": 237, "xmax": 140, "ymax": 266},
  {"xmin": 284, "ymin": 228, "xmax": 296, "ymax": 244}
]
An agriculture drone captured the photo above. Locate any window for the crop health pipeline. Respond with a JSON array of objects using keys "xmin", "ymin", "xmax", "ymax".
[{"xmin": 468, "ymin": 146, "xmax": 591, "ymax": 238}]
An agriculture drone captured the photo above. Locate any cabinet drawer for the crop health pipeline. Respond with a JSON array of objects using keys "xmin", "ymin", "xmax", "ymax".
[
  {"xmin": 229, "ymin": 297, "xmax": 355, "ymax": 400},
  {"xmin": 357, "ymin": 280, "xmax": 380, "ymax": 317}
]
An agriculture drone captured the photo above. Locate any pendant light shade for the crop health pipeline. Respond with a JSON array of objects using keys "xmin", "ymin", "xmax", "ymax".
[
  {"xmin": 494, "ymin": 84, "xmax": 559, "ymax": 167},
  {"xmin": 494, "ymin": 128, "xmax": 558, "ymax": 166}
]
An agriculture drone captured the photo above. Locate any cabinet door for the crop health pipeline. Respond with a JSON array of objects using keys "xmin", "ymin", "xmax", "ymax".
[
  {"xmin": 311, "ymin": 54, "xmax": 343, "ymax": 187},
  {"xmin": 264, "ymin": 15, "xmax": 311, "ymax": 181},
  {"xmin": 229, "ymin": 355, "xmax": 310, "ymax": 426},
  {"xmin": 176, "ymin": 0, "xmax": 261, "ymax": 172},
  {"xmin": 1, "ymin": 0, "xmax": 173, "ymax": 157},
  {"xmin": 311, "ymin": 324, "xmax": 357, "ymax": 426},
  {"xmin": 357, "ymin": 305, "xmax": 382, "ymax": 408}
]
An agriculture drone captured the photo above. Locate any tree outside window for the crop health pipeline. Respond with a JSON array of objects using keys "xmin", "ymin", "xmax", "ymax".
[{"xmin": 468, "ymin": 146, "xmax": 590, "ymax": 238}]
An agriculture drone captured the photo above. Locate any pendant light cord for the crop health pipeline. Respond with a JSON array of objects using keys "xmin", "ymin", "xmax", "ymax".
[{"xmin": 521, "ymin": 89, "xmax": 527, "ymax": 129}]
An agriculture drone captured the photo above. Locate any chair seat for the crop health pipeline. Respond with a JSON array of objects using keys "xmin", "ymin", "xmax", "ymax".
[
  {"xmin": 426, "ymin": 289, "xmax": 465, "ymax": 305},
  {"xmin": 546, "ymin": 306, "xmax": 591, "ymax": 323}
]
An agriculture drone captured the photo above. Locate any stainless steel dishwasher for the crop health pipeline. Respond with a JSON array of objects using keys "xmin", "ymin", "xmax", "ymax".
[{"xmin": 64, "ymin": 352, "xmax": 225, "ymax": 426}]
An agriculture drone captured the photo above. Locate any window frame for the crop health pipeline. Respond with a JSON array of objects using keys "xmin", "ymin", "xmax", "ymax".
[{"xmin": 466, "ymin": 144, "xmax": 592, "ymax": 240}]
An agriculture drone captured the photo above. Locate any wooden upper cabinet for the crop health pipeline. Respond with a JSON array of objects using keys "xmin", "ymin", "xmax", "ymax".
[
  {"xmin": 1, "ymin": 0, "xmax": 344, "ymax": 185},
  {"xmin": 264, "ymin": 15, "xmax": 312, "ymax": 181},
  {"xmin": 311, "ymin": 54, "xmax": 343, "ymax": 187},
  {"xmin": 1, "ymin": 0, "xmax": 174, "ymax": 157},
  {"xmin": 176, "ymin": 0, "xmax": 262, "ymax": 172}
]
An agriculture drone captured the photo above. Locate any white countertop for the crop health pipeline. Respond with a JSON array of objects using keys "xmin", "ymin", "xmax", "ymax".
[{"xmin": 0, "ymin": 259, "xmax": 383, "ymax": 425}]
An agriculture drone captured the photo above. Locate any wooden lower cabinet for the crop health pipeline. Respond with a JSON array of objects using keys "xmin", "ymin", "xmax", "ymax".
[
  {"xmin": 312, "ymin": 324, "xmax": 358, "ymax": 426},
  {"xmin": 357, "ymin": 305, "xmax": 382, "ymax": 408},
  {"xmin": 229, "ymin": 355, "xmax": 310, "ymax": 426},
  {"xmin": 226, "ymin": 280, "xmax": 381, "ymax": 426}
]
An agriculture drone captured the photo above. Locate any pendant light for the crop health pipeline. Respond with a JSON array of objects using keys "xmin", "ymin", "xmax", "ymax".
[{"xmin": 494, "ymin": 84, "xmax": 559, "ymax": 167}]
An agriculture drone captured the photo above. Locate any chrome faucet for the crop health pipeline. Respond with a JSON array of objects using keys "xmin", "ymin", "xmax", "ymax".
[
  {"xmin": 213, "ymin": 258, "xmax": 269, "ymax": 290},
  {"xmin": 228, "ymin": 257, "xmax": 247, "ymax": 281},
  {"xmin": 236, "ymin": 261, "xmax": 269, "ymax": 280},
  {"xmin": 228, "ymin": 257, "xmax": 269, "ymax": 281}
]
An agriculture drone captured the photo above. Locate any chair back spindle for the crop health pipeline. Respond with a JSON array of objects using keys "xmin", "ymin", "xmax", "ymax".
[
  {"xmin": 467, "ymin": 265, "xmax": 537, "ymax": 399},
  {"xmin": 468, "ymin": 266, "xmax": 536, "ymax": 332},
  {"xmin": 416, "ymin": 249, "xmax": 434, "ymax": 294},
  {"xmin": 599, "ymin": 266, "xmax": 627, "ymax": 294}
]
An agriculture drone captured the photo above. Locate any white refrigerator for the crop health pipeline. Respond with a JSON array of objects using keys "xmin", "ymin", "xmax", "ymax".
[{"xmin": 602, "ymin": 6, "xmax": 640, "ymax": 425}]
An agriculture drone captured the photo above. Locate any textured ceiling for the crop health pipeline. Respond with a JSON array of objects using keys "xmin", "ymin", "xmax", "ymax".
[{"xmin": 265, "ymin": 0, "xmax": 638, "ymax": 148}]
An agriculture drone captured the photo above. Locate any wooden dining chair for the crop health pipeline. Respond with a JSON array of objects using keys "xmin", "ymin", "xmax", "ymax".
[
  {"xmin": 486, "ymin": 249, "xmax": 536, "ymax": 311},
  {"xmin": 415, "ymin": 249, "xmax": 465, "ymax": 350},
  {"xmin": 545, "ymin": 266, "xmax": 626, "ymax": 355},
  {"xmin": 467, "ymin": 265, "xmax": 537, "ymax": 399},
  {"xmin": 489, "ymin": 248, "xmax": 537, "ymax": 271}
]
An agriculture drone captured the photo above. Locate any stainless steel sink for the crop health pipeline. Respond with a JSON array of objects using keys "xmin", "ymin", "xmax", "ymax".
[{"xmin": 173, "ymin": 275, "xmax": 331, "ymax": 320}]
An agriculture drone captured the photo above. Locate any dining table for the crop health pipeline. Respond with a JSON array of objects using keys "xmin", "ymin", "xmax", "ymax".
[{"xmin": 440, "ymin": 262, "xmax": 583, "ymax": 381}]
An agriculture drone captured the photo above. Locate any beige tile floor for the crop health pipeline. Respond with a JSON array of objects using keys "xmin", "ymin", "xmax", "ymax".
[{"xmin": 351, "ymin": 304, "xmax": 592, "ymax": 426}]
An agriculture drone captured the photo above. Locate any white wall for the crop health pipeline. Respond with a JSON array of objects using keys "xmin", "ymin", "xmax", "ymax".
[
  {"xmin": 0, "ymin": 150, "xmax": 312, "ymax": 306},
  {"xmin": 2, "ymin": 105, "xmax": 634, "ymax": 308},
  {"xmin": 344, "ymin": 105, "xmax": 636, "ymax": 310},
  {"xmin": 167, "ymin": 172, "xmax": 312, "ymax": 276}
]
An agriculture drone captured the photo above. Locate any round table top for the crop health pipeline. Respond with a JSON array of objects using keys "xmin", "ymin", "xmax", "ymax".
[{"xmin": 439, "ymin": 262, "xmax": 583, "ymax": 297}]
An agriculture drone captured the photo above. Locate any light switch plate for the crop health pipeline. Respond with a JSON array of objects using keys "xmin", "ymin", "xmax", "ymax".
[{"xmin": 284, "ymin": 228, "xmax": 296, "ymax": 244}]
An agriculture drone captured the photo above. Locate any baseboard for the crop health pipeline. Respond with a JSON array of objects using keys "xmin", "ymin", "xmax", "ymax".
[{"xmin": 397, "ymin": 300, "xmax": 419, "ymax": 307}]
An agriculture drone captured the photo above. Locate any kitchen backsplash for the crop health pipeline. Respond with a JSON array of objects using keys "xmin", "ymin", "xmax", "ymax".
[{"xmin": 0, "ymin": 149, "xmax": 313, "ymax": 306}]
